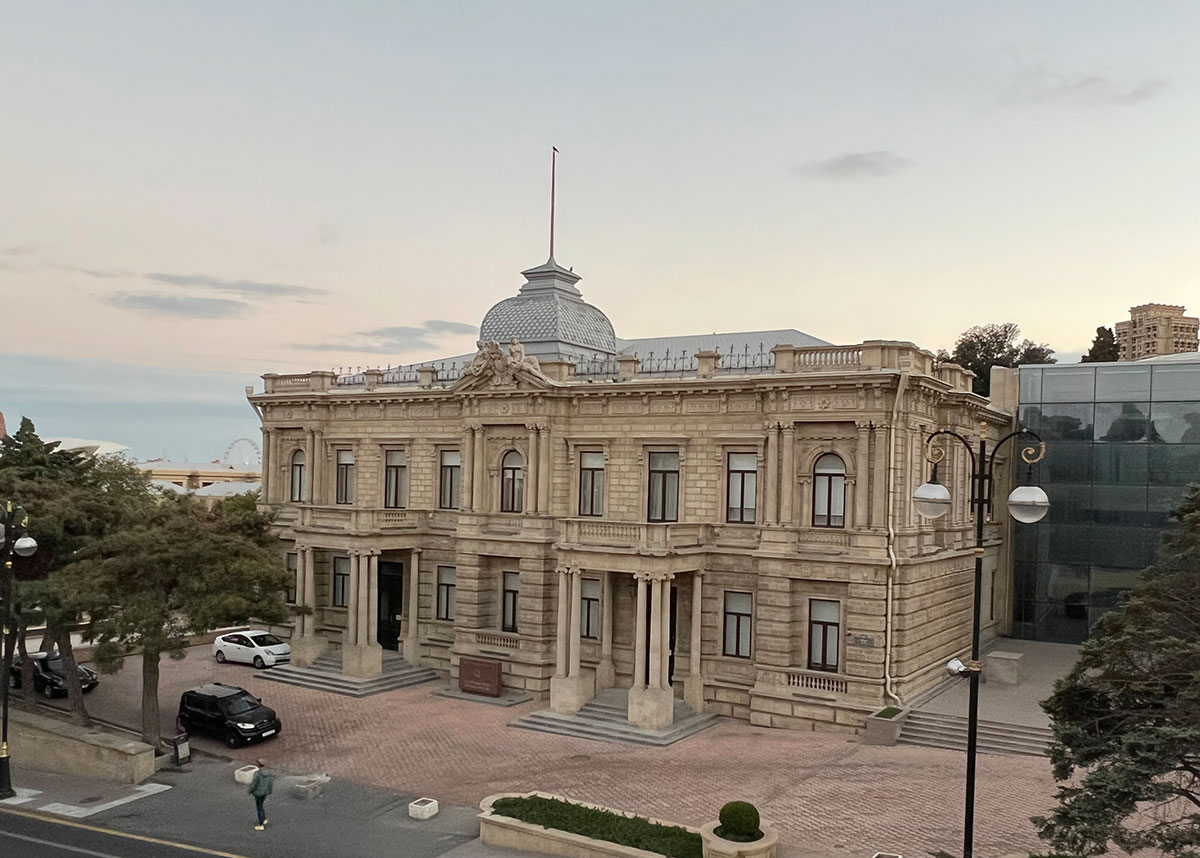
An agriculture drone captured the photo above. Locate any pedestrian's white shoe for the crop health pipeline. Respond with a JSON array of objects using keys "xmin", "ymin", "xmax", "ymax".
[{"xmin": 255, "ymin": 825, "xmax": 265, "ymax": 831}]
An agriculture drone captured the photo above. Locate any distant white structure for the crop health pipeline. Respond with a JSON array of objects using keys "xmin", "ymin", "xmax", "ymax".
[{"xmin": 46, "ymin": 437, "xmax": 131, "ymax": 457}]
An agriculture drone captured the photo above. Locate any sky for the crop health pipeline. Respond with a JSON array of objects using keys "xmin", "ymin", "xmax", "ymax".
[{"xmin": 2, "ymin": 1, "xmax": 1198, "ymax": 461}]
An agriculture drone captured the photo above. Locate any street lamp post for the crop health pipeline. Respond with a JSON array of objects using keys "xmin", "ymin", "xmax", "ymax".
[
  {"xmin": 912, "ymin": 427, "xmax": 1048, "ymax": 858},
  {"xmin": 0, "ymin": 500, "xmax": 38, "ymax": 800}
]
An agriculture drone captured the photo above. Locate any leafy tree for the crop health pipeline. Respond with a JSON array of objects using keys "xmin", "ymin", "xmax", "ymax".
[
  {"xmin": 939, "ymin": 322, "xmax": 1057, "ymax": 396},
  {"xmin": 1034, "ymin": 484, "xmax": 1200, "ymax": 857},
  {"xmin": 1080, "ymin": 326, "xmax": 1120, "ymax": 363},
  {"xmin": 66, "ymin": 494, "xmax": 291, "ymax": 748},
  {"xmin": 0, "ymin": 418, "xmax": 152, "ymax": 723}
]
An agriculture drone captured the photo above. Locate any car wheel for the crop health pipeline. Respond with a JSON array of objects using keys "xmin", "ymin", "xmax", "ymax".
[
  {"xmin": 215, "ymin": 650, "xmax": 226, "ymax": 664},
  {"xmin": 42, "ymin": 683, "xmax": 56, "ymax": 699},
  {"xmin": 253, "ymin": 656, "xmax": 265, "ymax": 669},
  {"xmin": 225, "ymin": 733, "xmax": 241, "ymax": 749}
]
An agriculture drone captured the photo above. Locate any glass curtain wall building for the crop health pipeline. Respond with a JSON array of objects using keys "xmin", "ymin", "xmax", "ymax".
[{"xmin": 1014, "ymin": 355, "xmax": 1200, "ymax": 643}]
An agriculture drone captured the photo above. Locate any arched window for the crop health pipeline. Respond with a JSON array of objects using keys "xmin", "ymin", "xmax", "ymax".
[
  {"xmin": 500, "ymin": 451, "xmax": 524, "ymax": 513},
  {"xmin": 812, "ymin": 453, "xmax": 846, "ymax": 528},
  {"xmin": 289, "ymin": 450, "xmax": 306, "ymax": 502}
]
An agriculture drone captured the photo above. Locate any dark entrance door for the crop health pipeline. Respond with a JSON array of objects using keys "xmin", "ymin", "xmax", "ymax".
[
  {"xmin": 643, "ymin": 584, "xmax": 678, "ymax": 682},
  {"xmin": 377, "ymin": 561, "xmax": 405, "ymax": 650}
]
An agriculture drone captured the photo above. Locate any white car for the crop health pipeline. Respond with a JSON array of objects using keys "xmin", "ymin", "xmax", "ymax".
[{"xmin": 212, "ymin": 630, "xmax": 291, "ymax": 669}]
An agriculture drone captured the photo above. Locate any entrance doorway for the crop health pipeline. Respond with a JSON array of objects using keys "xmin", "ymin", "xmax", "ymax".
[
  {"xmin": 377, "ymin": 561, "xmax": 405, "ymax": 650},
  {"xmin": 643, "ymin": 584, "xmax": 678, "ymax": 682}
]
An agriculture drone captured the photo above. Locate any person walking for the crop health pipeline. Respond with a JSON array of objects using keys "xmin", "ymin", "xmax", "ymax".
[{"xmin": 248, "ymin": 758, "xmax": 275, "ymax": 830}]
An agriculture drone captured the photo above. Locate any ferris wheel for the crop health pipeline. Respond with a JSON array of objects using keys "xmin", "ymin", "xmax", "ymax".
[{"xmin": 223, "ymin": 438, "xmax": 262, "ymax": 467}]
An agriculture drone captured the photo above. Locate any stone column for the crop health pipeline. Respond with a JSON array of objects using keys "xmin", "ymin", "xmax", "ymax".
[
  {"xmin": 659, "ymin": 574, "xmax": 672, "ymax": 690},
  {"xmin": 357, "ymin": 551, "xmax": 371, "ymax": 647},
  {"xmin": 345, "ymin": 551, "xmax": 360, "ymax": 651},
  {"xmin": 270, "ymin": 430, "xmax": 282, "ymax": 504},
  {"xmin": 764, "ymin": 422, "xmax": 779, "ymax": 525},
  {"xmin": 473, "ymin": 427, "xmax": 486, "ymax": 511},
  {"xmin": 633, "ymin": 574, "xmax": 648, "ymax": 689},
  {"xmin": 366, "ymin": 551, "xmax": 379, "ymax": 649},
  {"xmin": 461, "ymin": 426, "xmax": 475, "ymax": 512},
  {"xmin": 568, "ymin": 568, "xmax": 583, "ymax": 678},
  {"xmin": 855, "ymin": 422, "xmax": 871, "ymax": 529},
  {"xmin": 684, "ymin": 571, "xmax": 704, "ymax": 710},
  {"xmin": 554, "ymin": 567, "xmax": 570, "ymax": 677},
  {"xmin": 294, "ymin": 544, "xmax": 307, "ymax": 621},
  {"xmin": 779, "ymin": 423, "xmax": 795, "ymax": 525},
  {"xmin": 304, "ymin": 430, "xmax": 315, "ymax": 503},
  {"xmin": 537, "ymin": 426, "xmax": 551, "ymax": 514},
  {"xmin": 405, "ymin": 548, "xmax": 421, "ymax": 663},
  {"xmin": 525, "ymin": 425, "xmax": 538, "ymax": 514},
  {"xmin": 596, "ymin": 570, "xmax": 615, "ymax": 689},
  {"xmin": 291, "ymin": 545, "xmax": 327, "ymax": 667},
  {"xmin": 648, "ymin": 578, "xmax": 663, "ymax": 689},
  {"xmin": 872, "ymin": 424, "xmax": 888, "ymax": 528},
  {"xmin": 261, "ymin": 428, "xmax": 272, "ymax": 502}
]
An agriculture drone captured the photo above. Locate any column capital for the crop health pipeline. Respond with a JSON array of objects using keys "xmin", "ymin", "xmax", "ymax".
[
  {"xmin": 295, "ymin": 542, "xmax": 309, "ymax": 552},
  {"xmin": 462, "ymin": 421, "xmax": 483, "ymax": 433},
  {"xmin": 855, "ymin": 419, "xmax": 874, "ymax": 431},
  {"xmin": 780, "ymin": 422, "xmax": 795, "ymax": 436},
  {"xmin": 633, "ymin": 571, "xmax": 655, "ymax": 582},
  {"xmin": 537, "ymin": 424, "xmax": 550, "ymax": 436}
]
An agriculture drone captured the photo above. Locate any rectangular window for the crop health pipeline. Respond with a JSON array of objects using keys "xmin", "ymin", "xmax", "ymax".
[
  {"xmin": 723, "ymin": 591, "xmax": 752, "ymax": 658},
  {"xmin": 580, "ymin": 578, "xmax": 601, "ymax": 639},
  {"xmin": 332, "ymin": 555, "xmax": 350, "ymax": 608},
  {"xmin": 647, "ymin": 451, "xmax": 680, "ymax": 523},
  {"xmin": 285, "ymin": 552, "xmax": 298, "ymax": 604},
  {"xmin": 726, "ymin": 452, "xmax": 758, "ymax": 523},
  {"xmin": 439, "ymin": 450, "xmax": 461, "ymax": 509},
  {"xmin": 384, "ymin": 449, "xmax": 407, "ymax": 509},
  {"xmin": 501, "ymin": 571, "xmax": 520, "ymax": 633},
  {"xmin": 579, "ymin": 452, "xmax": 605, "ymax": 516},
  {"xmin": 436, "ymin": 566, "xmax": 456, "ymax": 621},
  {"xmin": 809, "ymin": 599, "xmax": 840, "ymax": 672},
  {"xmin": 335, "ymin": 450, "xmax": 356, "ymax": 505}
]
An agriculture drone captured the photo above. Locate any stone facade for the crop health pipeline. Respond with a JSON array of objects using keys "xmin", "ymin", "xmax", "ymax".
[
  {"xmin": 1115, "ymin": 303, "xmax": 1199, "ymax": 361},
  {"xmin": 249, "ymin": 337, "xmax": 1018, "ymax": 734}
]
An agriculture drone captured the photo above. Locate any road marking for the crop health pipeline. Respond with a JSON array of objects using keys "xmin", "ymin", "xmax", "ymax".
[
  {"xmin": 0, "ymin": 807, "xmax": 254, "ymax": 858},
  {"xmin": 0, "ymin": 787, "xmax": 42, "ymax": 806},
  {"xmin": 0, "ymin": 829, "xmax": 131, "ymax": 858},
  {"xmin": 39, "ymin": 783, "xmax": 172, "ymax": 818}
]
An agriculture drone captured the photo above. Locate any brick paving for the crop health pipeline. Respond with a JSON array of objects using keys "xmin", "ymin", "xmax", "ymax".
[{"xmin": 233, "ymin": 673, "xmax": 1059, "ymax": 858}]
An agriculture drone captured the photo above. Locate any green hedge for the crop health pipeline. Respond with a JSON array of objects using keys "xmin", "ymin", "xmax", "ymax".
[{"xmin": 490, "ymin": 795, "xmax": 702, "ymax": 858}]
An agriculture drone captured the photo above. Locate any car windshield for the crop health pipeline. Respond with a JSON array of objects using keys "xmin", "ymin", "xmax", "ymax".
[
  {"xmin": 251, "ymin": 634, "xmax": 283, "ymax": 647},
  {"xmin": 43, "ymin": 658, "xmax": 68, "ymax": 673},
  {"xmin": 220, "ymin": 693, "xmax": 259, "ymax": 716}
]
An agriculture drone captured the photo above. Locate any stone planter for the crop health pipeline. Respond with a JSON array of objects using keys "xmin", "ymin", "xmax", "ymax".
[
  {"xmin": 234, "ymin": 765, "xmax": 259, "ymax": 785},
  {"xmin": 861, "ymin": 708, "xmax": 908, "ymax": 746},
  {"xmin": 409, "ymin": 797, "xmax": 439, "ymax": 819},
  {"xmin": 699, "ymin": 820, "xmax": 778, "ymax": 858},
  {"xmin": 292, "ymin": 776, "xmax": 327, "ymax": 800}
]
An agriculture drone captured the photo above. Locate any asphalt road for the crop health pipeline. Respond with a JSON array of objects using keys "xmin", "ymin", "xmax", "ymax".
[{"xmin": 0, "ymin": 808, "xmax": 252, "ymax": 858}]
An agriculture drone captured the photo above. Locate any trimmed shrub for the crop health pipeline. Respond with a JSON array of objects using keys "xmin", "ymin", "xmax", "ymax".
[
  {"xmin": 715, "ymin": 800, "xmax": 762, "ymax": 842},
  {"xmin": 491, "ymin": 795, "xmax": 701, "ymax": 858}
]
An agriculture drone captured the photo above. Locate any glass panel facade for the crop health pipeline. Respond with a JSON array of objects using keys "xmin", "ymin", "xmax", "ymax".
[{"xmin": 1014, "ymin": 361, "xmax": 1200, "ymax": 643}]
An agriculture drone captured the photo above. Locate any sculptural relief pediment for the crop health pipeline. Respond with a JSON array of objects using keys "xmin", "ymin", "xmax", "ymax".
[{"xmin": 452, "ymin": 339, "xmax": 555, "ymax": 391}]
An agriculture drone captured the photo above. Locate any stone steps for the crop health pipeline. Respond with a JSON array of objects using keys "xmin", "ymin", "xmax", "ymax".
[
  {"xmin": 897, "ymin": 710, "xmax": 1052, "ymax": 758},
  {"xmin": 259, "ymin": 651, "xmax": 439, "ymax": 698},
  {"xmin": 511, "ymin": 696, "xmax": 719, "ymax": 747}
]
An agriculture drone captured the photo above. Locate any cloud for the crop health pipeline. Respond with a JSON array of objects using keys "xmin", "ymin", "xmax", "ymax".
[
  {"xmin": 103, "ymin": 293, "xmax": 248, "ymax": 319},
  {"xmin": 47, "ymin": 263, "xmax": 134, "ymax": 279},
  {"xmin": 794, "ymin": 151, "xmax": 913, "ymax": 180},
  {"xmin": 146, "ymin": 272, "xmax": 327, "ymax": 298},
  {"xmin": 300, "ymin": 320, "xmax": 479, "ymax": 354},
  {"xmin": 1003, "ymin": 72, "xmax": 1169, "ymax": 108},
  {"xmin": 2, "ymin": 245, "xmax": 38, "ymax": 256}
]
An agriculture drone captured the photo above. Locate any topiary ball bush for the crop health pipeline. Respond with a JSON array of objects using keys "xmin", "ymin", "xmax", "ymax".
[{"xmin": 715, "ymin": 801, "xmax": 762, "ymax": 842}]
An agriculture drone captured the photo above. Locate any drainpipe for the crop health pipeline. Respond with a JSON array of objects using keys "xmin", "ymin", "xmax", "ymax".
[{"xmin": 883, "ymin": 370, "xmax": 910, "ymax": 707}]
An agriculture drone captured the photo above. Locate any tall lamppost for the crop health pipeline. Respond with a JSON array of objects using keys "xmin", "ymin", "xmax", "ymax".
[
  {"xmin": 0, "ymin": 500, "xmax": 38, "ymax": 800},
  {"xmin": 912, "ymin": 427, "xmax": 1048, "ymax": 858}
]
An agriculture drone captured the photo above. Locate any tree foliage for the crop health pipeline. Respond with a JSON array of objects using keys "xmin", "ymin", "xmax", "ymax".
[
  {"xmin": 1080, "ymin": 326, "xmax": 1121, "ymax": 363},
  {"xmin": 1034, "ymin": 484, "xmax": 1200, "ymax": 857},
  {"xmin": 67, "ymin": 493, "xmax": 291, "ymax": 747},
  {"xmin": 939, "ymin": 322, "xmax": 1056, "ymax": 396}
]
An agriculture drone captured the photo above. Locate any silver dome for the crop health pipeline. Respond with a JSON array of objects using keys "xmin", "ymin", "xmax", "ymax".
[{"xmin": 479, "ymin": 258, "xmax": 617, "ymax": 357}]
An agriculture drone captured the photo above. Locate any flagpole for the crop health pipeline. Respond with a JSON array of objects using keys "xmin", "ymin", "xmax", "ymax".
[{"xmin": 550, "ymin": 146, "xmax": 558, "ymax": 260}]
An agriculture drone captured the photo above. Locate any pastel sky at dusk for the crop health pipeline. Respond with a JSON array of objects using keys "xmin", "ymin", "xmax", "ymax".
[{"xmin": 2, "ymin": 1, "xmax": 1197, "ymax": 460}]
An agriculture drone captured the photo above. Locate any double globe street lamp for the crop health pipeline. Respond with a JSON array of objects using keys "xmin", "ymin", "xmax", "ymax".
[
  {"xmin": 0, "ymin": 501, "xmax": 38, "ymax": 800},
  {"xmin": 912, "ymin": 428, "xmax": 1048, "ymax": 858}
]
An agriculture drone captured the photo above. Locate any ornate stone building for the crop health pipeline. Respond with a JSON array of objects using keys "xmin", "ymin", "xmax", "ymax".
[{"xmin": 248, "ymin": 255, "xmax": 1017, "ymax": 733}]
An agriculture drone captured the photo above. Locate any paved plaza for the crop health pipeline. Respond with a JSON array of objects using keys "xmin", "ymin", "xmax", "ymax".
[{"xmin": 24, "ymin": 645, "xmax": 1065, "ymax": 856}]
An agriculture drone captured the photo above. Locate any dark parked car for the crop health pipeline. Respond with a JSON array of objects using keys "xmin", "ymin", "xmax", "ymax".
[
  {"xmin": 177, "ymin": 683, "xmax": 282, "ymax": 748},
  {"xmin": 8, "ymin": 652, "xmax": 99, "ymax": 699}
]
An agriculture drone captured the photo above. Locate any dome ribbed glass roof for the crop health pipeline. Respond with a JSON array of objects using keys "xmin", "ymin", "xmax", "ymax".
[{"xmin": 479, "ymin": 258, "xmax": 616, "ymax": 355}]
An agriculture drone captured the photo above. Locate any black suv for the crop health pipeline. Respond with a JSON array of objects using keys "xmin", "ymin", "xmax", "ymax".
[
  {"xmin": 177, "ymin": 683, "xmax": 282, "ymax": 748},
  {"xmin": 9, "ymin": 652, "xmax": 100, "ymax": 699}
]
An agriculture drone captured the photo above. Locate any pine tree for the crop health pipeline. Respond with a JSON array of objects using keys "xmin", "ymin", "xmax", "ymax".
[{"xmin": 1080, "ymin": 326, "xmax": 1120, "ymax": 363}]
